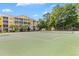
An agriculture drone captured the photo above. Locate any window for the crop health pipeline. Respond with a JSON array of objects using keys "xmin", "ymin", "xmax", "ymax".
[
  {"xmin": 3, "ymin": 25, "xmax": 8, "ymax": 27},
  {"xmin": 3, "ymin": 17, "xmax": 8, "ymax": 19},
  {"xmin": 0, "ymin": 25, "xmax": 1, "ymax": 27},
  {"xmin": 3, "ymin": 21, "xmax": 8, "ymax": 23},
  {"xmin": 24, "ymin": 22, "xmax": 27, "ymax": 24},
  {"xmin": 3, "ymin": 17, "xmax": 8, "ymax": 21}
]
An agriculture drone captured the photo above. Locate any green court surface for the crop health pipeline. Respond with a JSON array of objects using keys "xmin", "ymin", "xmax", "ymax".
[{"xmin": 0, "ymin": 31, "xmax": 79, "ymax": 56}]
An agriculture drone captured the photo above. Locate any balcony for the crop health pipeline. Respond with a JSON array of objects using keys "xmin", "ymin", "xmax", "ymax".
[
  {"xmin": 3, "ymin": 21, "xmax": 8, "ymax": 25},
  {"xmin": 3, "ymin": 17, "xmax": 8, "ymax": 21}
]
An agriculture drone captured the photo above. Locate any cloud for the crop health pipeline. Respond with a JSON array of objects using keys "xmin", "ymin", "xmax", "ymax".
[
  {"xmin": 2, "ymin": 8, "xmax": 12, "ymax": 13},
  {"xmin": 16, "ymin": 3, "xmax": 45, "ymax": 7},
  {"xmin": 16, "ymin": 3, "xmax": 32, "ymax": 7},
  {"xmin": 33, "ymin": 14, "xmax": 38, "ymax": 17},
  {"xmin": 43, "ymin": 11, "xmax": 48, "ymax": 15}
]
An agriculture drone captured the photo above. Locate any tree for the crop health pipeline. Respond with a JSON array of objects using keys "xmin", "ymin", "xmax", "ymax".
[
  {"xmin": 63, "ymin": 4, "xmax": 78, "ymax": 30},
  {"xmin": 50, "ymin": 4, "xmax": 78, "ymax": 30},
  {"xmin": 73, "ymin": 3, "xmax": 79, "ymax": 13},
  {"xmin": 38, "ymin": 4, "xmax": 78, "ymax": 31},
  {"xmin": 9, "ymin": 24, "xmax": 15, "ymax": 32},
  {"xmin": 37, "ymin": 19, "xmax": 47, "ymax": 30},
  {"xmin": 43, "ymin": 12, "xmax": 51, "ymax": 30},
  {"xmin": 50, "ymin": 5, "xmax": 65, "ymax": 30},
  {"xmin": 20, "ymin": 24, "xmax": 28, "ymax": 32},
  {"xmin": 73, "ymin": 4, "xmax": 79, "ymax": 30}
]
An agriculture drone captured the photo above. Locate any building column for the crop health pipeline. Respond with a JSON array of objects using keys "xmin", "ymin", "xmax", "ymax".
[{"xmin": 1, "ymin": 25, "xmax": 3, "ymax": 32}]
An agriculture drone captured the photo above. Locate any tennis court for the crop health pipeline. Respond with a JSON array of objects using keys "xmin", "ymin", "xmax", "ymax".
[{"xmin": 0, "ymin": 31, "xmax": 79, "ymax": 56}]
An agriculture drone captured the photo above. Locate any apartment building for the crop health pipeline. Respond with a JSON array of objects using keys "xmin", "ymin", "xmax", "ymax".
[
  {"xmin": 29, "ymin": 20, "xmax": 38, "ymax": 30},
  {"xmin": 0, "ymin": 14, "xmax": 38, "ymax": 32},
  {"xmin": 0, "ymin": 14, "xmax": 14, "ymax": 32}
]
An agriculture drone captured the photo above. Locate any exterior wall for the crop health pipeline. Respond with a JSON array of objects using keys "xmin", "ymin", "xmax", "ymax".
[
  {"xmin": 0, "ymin": 15, "xmax": 38, "ymax": 32},
  {"xmin": 2, "ymin": 16, "xmax": 8, "ymax": 32},
  {"xmin": 0, "ymin": 16, "xmax": 15, "ymax": 32},
  {"xmin": 28, "ymin": 20, "xmax": 38, "ymax": 30},
  {"xmin": 33, "ymin": 21, "xmax": 38, "ymax": 30},
  {"xmin": 8, "ymin": 17, "xmax": 14, "ymax": 27},
  {"xmin": 8, "ymin": 17, "xmax": 15, "ymax": 31}
]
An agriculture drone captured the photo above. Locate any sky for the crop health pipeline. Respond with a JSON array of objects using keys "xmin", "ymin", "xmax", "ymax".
[{"xmin": 0, "ymin": 3, "xmax": 65, "ymax": 20}]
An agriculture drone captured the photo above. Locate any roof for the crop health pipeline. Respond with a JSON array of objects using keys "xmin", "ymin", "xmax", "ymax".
[{"xmin": 16, "ymin": 15, "xmax": 29, "ymax": 20}]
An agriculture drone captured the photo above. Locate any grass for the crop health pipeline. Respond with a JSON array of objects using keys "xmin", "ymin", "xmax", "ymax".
[{"xmin": 0, "ymin": 31, "xmax": 79, "ymax": 56}]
